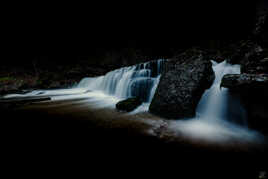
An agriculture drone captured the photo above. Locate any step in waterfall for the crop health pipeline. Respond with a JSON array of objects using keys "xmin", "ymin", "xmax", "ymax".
[
  {"xmin": 168, "ymin": 60, "xmax": 263, "ymax": 143},
  {"xmin": 196, "ymin": 60, "xmax": 247, "ymax": 126},
  {"xmin": 77, "ymin": 59, "xmax": 248, "ymax": 123},
  {"xmin": 77, "ymin": 59, "xmax": 165, "ymax": 102},
  {"xmin": 3, "ymin": 59, "xmax": 165, "ymax": 104}
]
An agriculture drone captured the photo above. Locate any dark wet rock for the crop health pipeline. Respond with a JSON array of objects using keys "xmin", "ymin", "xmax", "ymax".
[
  {"xmin": 221, "ymin": 40, "xmax": 268, "ymax": 75},
  {"xmin": 241, "ymin": 48, "xmax": 268, "ymax": 74},
  {"xmin": 221, "ymin": 74, "xmax": 268, "ymax": 134},
  {"xmin": 116, "ymin": 97, "xmax": 142, "ymax": 112},
  {"xmin": 149, "ymin": 50, "xmax": 215, "ymax": 119},
  {"xmin": 171, "ymin": 48, "xmax": 207, "ymax": 64},
  {"xmin": 224, "ymin": 40, "xmax": 261, "ymax": 65},
  {"xmin": 172, "ymin": 48, "xmax": 226, "ymax": 63},
  {"xmin": 207, "ymin": 51, "xmax": 225, "ymax": 63},
  {"xmin": 221, "ymin": 74, "xmax": 268, "ymax": 90}
]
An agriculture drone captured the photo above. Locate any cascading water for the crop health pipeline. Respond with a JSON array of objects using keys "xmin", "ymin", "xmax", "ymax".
[
  {"xmin": 169, "ymin": 60, "xmax": 264, "ymax": 144},
  {"xmin": 0, "ymin": 59, "xmax": 253, "ymax": 122},
  {"xmin": 77, "ymin": 59, "xmax": 165, "ymax": 103},
  {"xmin": 196, "ymin": 60, "xmax": 247, "ymax": 126},
  {"xmin": 2, "ymin": 59, "xmax": 264, "ymax": 144},
  {"xmin": 2, "ymin": 59, "xmax": 164, "ymax": 107},
  {"xmin": 3, "ymin": 59, "xmax": 165, "ymax": 108}
]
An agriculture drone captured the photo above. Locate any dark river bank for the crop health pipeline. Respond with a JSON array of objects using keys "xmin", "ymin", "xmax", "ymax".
[{"xmin": 1, "ymin": 97, "xmax": 267, "ymax": 178}]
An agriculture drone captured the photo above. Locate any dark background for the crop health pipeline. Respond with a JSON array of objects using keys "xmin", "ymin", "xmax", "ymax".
[{"xmin": 2, "ymin": 0, "xmax": 266, "ymax": 64}]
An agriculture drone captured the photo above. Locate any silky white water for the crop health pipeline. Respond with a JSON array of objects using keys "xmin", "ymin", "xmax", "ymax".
[
  {"xmin": 77, "ymin": 59, "xmax": 164, "ymax": 102},
  {"xmin": 196, "ymin": 60, "xmax": 246, "ymax": 125},
  {"xmin": 3, "ymin": 60, "xmax": 165, "ymax": 111},
  {"xmin": 77, "ymin": 59, "xmax": 165, "ymax": 113}
]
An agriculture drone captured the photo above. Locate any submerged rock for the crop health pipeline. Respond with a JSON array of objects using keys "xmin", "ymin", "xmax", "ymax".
[
  {"xmin": 116, "ymin": 97, "xmax": 142, "ymax": 112},
  {"xmin": 149, "ymin": 50, "xmax": 215, "ymax": 119}
]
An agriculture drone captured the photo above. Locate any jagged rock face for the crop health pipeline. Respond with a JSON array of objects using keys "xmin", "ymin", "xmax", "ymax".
[
  {"xmin": 116, "ymin": 97, "xmax": 142, "ymax": 112},
  {"xmin": 223, "ymin": 40, "xmax": 268, "ymax": 74},
  {"xmin": 225, "ymin": 40, "xmax": 261, "ymax": 65},
  {"xmin": 221, "ymin": 74, "xmax": 268, "ymax": 133},
  {"xmin": 241, "ymin": 47, "xmax": 268, "ymax": 74},
  {"xmin": 221, "ymin": 74, "xmax": 268, "ymax": 90},
  {"xmin": 149, "ymin": 51, "xmax": 215, "ymax": 119}
]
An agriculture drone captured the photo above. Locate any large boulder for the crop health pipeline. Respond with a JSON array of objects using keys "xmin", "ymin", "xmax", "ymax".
[
  {"xmin": 116, "ymin": 97, "xmax": 142, "ymax": 112},
  {"xmin": 221, "ymin": 74, "xmax": 268, "ymax": 134},
  {"xmin": 149, "ymin": 50, "xmax": 215, "ymax": 119}
]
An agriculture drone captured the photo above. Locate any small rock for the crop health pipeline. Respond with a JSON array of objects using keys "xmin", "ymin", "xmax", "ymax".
[{"xmin": 116, "ymin": 97, "xmax": 142, "ymax": 112}]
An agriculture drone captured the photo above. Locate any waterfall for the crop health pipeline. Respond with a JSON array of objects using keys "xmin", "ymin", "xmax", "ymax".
[
  {"xmin": 2, "ymin": 59, "xmax": 248, "ymax": 123},
  {"xmin": 77, "ymin": 59, "xmax": 165, "ymax": 102},
  {"xmin": 168, "ymin": 60, "xmax": 264, "ymax": 144},
  {"xmin": 196, "ymin": 60, "xmax": 247, "ymax": 126},
  {"xmin": 3, "ymin": 59, "xmax": 264, "ymax": 144},
  {"xmin": 3, "ymin": 59, "xmax": 165, "ymax": 104}
]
